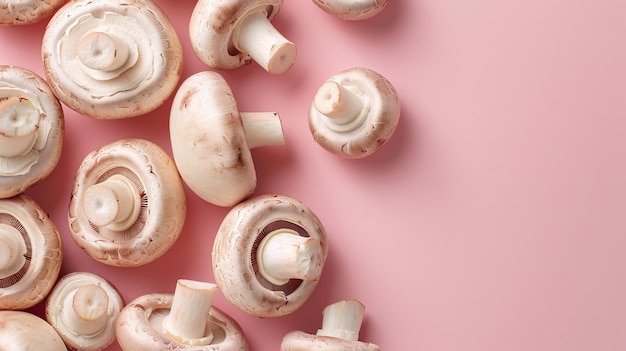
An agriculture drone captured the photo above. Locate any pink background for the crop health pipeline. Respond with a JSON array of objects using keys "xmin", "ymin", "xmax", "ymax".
[{"xmin": 2, "ymin": 0, "xmax": 626, "ymax": 350}]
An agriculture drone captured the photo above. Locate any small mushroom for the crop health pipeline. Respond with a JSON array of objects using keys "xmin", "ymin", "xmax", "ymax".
[
  {"xmin": 312, "ymin": 0, "xmax": 389, "ymax": 20},
  {"xmin": 41, "ymin": 0, "xmax": 183, "ymax": 119},
  {"xmin": 0, "ymin": 194, "xmax": 63, "ymax": 310},
  {"xmin": 46, "ymin": 272, "xmax": 124, "ymax": 351},
  {"xmin": 116, "ymin": 279, "xmax": 248, "ymax": 350},
  {"xmin": 190, "ymin": 0, "xmax": 296, "ymax": 74},
  {"xmin": 0, "ymin": 0, "xmax": 64, "ymax": 26},
  {"xmin": 68, "ymin": 138, "xmax": 186, "ymax": 267},
  {"xmin": 170, "ymin": 71, "xmax": 286, "ymax": 207},
  {"xmin": 309, "ymin": 67, "xmax": 400, "ymax": 159},
  {"xmin": 212, "ymin": 194, "xmax": 328, "ymax": 317},
  {"xmin": 0, "ymin": 65, "xmax": 64, "ymax": 199},
  {"xmin": 281, "ymin": 299, "xmax": 381, "ymax": 351},
  {"xmin": 0, "ymin": 310, "xmax": 66, "ymax": 350}
]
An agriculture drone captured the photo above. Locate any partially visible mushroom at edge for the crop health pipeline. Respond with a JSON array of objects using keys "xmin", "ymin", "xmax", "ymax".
[
  {"xmin": 0, "ymin": 310, "xmax": 66, "ymax": 350},
  {"xmin": 312, "ymin": 0, "xmax": 389, "ymax": 20},
  {"xmin": 0, "ymin": 0, "xmax": 65, "ymax": 26}
]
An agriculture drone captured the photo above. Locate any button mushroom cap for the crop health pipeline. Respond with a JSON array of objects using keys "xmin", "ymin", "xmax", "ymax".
[
  {"xmin": 68, "ymin": 138, "xmax": 186, "ymax": 267},
  {"xmin": 41, "ymin": 0, "xmax": 183, "ymax": 119},
  {"xmin": 0, "ymin": 194, "xmax": 63, "ymax": 310},
  {"xmin": 0, "ymin": 65, "xmax": 64, "ymax": 199},
  {"xmin": 0, "ymin": 0, "xmax": 64, "ymax": 26},
  {"xmin": 212, "ymin": 194, "xmax": 328, "ymax": 317},
  {"xmin": 312, "ymin": 0, "xmax": 389, "ymax": 20},
  {"xmin": 309, "ymin": 67, "xmax": 400, "ymax": 159},
  {"xmin": 0, "ymin": 310, "xmax": 66, "ymax": 350},
  {"xmin": 46, "ymin": 272, "xmax": 124, "ymax": 351}
]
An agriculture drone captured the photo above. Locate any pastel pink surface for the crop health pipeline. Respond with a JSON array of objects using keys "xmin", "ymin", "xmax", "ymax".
[{"xmin": 2, "ymin": 1, "xmax": 626, "ymax": 350}]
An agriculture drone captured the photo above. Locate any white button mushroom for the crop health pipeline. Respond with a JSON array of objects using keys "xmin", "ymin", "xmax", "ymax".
[
  {"xmin": 189, "ymin": 0, "xmax": 297, "ymax": 74},
  {"xmin": 0, "ymin": 310, "xmax": 66, "ymax": 350},
  {"xmin": 309, "ymin": 67, "xmax": 401, "ymax": 159},
  {"xmin": 68, "ymin": 138, "xmax": 186, "ymax": 267},
  {"xmin": 46, "ymin": 272, "xmax": 124, "ymax": 351},
  {"xmin": 0, "ymin": 65, "xmax": 64, "ymax": 199},
  {"xmin": 212, "ymin": 194, "xmax": 328, "ymax": 317},
  {"xmin": 281, "ymin": 299, "xmax": 381, "ymax": 350},
  {"xmin": 170, "ymin": 71, "xmax": 286, "ymax": 208},
  {"xmin": 0, "ymin": 194, "xmax": 63, "ymax": 310},
  {"xmin": 41, "ymin": 0, "xmax": 183, "ymax": 119},
  {"xmin": 116, "ymin": 279, "xmax": 249, "ymax": 350},
  {"xmin": 0, "ymin": 0, "xmax": 64, "ymax": 26},
  {"xmin": 312, "ymin": 0, "xmax": 389, "ymax": 20}
]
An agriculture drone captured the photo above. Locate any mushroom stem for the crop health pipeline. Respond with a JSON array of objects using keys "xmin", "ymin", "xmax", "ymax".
[
  {"xmin": 81, "ymin": 174, "xmax": 141, "ymax": 231},
  {"xmin": 61, "ymin": 284, "xmax": 110, "ymax": 337},
  {"xmin": 162, "ymin": 279, "xmax": 216, "ymax": 346},
  {"xmin": 0, "ymin": 97, "xmax": 40, "ymax": 158},
  {"xmin": 240, "ymin": 112, "xmax": 286, "ymax": 148},
  {"xmin": 316, "ymin": 299, "xmax": 366, "ymax": 341},
  {"xmin": 0, "ymin": 223, "xmax": 27, "ymax": 278},
  {"xmin": 232, "ymin": 10, "xmax": 296, "ymax": 75},
  {"xmin": 78, "ymin": 31, "xmax": 130, "ymax": 72},
  {"xmin": 313, "ymin": 81, "xmax": 364, "ymax": 125},
  {"xmin": 257, "ymin": 230, "xmax": 324, "ymax": 286}
]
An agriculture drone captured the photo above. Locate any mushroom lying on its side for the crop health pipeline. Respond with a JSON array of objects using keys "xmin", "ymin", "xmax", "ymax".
[
  {"xmin": 0, "ymin": 310, "xmax": 66, "ymax": 350},
  {"xmin": 312, "ymin": 0, "xmax": 389, "ymax": 20},
  {"xmin": 0, "ymin": 0, "xmax": 64, "ymax": 26}
]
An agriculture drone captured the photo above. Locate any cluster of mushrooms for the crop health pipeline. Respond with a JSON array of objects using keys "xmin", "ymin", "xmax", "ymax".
[{"xmin": 0, "ymin": 0, "xmax": 399, "ymax": 350}]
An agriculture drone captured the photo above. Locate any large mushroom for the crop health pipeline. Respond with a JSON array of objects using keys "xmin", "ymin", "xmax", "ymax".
[
  {"xmin": 0, "ymin": 65, "xmax": 64, "ymax": 199},
  {"xmin": 68, "ymin": 138, "xmax": 186, "ymax": 267},
  {"xmin": 189, "ymin": 0, "xmax": 296, "ymax": 74},
  {"xmin": 309, "ymin": 67, "xmax": 400, "ymax": 159},
  {"xmin": 0, "ymin": 194, "xmax": 63, "ymax": 310},
  {"xmin": 212, "ymin": 194, "xmax": 328, "ymax": 317},
  {"xmin": 311, "ymin": 0, "xmax": 389, "ymax": 20},
  {"xmin": 0, "ymin": 0, "xmax": 64, "ymax": 26},
  {"xmin": 170, "ymin": 71, "xmax": 286, "ymax": 207},
  {"xmin": 41, "ymin": 0, "xmax": 183, "ymax": 119},
  {"xmin": 116, "ymin": 279, "xmax": 248, "ymax": 350},
  {"xmin": 0, "ymin": 310, "xmax": 66, "ymax": 350}
]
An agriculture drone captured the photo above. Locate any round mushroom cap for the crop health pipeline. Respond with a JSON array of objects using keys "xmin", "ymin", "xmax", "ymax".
[
  {"xmin": 212, "ymin": 194, "xmax": 328, "ymax": 317},
  {"xmin": 0, "ymin": 65, "xmax": 64, "ymax": 199},
  {"xmin": 309, "ymin": 67, "xmax": 400, "ymax": 159},
  {"xmin": 116, "ymin": 292, "xmax": 249, "ymax": 351},
  {"xmin": 281, "ymin": 330, "xmax": 381, "ymax": 351},
  {"xmin": 170, "ymin": 71, "xmax": 256, "ymax": 207},
  {"xmin": 41, "ymin": 0, "xmax": 183, "ymax": 119},
  {"xmin": 0, "ymin": 194, "xmax": 63, "ymax": 310},
  {"xmin": 68, "ymin": 138, "xmax": 186, "ymax": 267},
  {"xmin": 312, "ymin": 0, "xmax": 389, "ymax": 20},
  {"xmin": 0, "ymin": 310, "xmax": 66, "ymax": 351},
  {"xmin": 0, "ymin": 0, "xmax": 64, "ymax": 26}
]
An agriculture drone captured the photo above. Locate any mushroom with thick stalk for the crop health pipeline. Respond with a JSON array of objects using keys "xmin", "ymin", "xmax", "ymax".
[
  {"xmin": 46, "ymin": 272, "xmax": 124, "ymax": 351},
  {"xmin": 309, "ymin": 67, "xmax": 400, "ymax": 159},
  {"xmin": 281, "ymin": 299, "xmax": 381, "ymax": 351},
  {"xmin": 0, "ymin": 0, "xmax": 64, "ymax": 26},
  {"xmin": 41, "ymin": 0, "xmax": 183, "ymax": 119},
  {"xmin": 312, "ymin": 0, "xmax": 389, "ymax": 20},
  {"xmin": 212, "ymin": 194, "xmax": 328, "ymax": 317},
  {"xmin": 190, "ymin": 0, "xmax": 296, "ymax": 74},
  {"xmin": 170, "ymin": 71, "xmax": 286, "ymax": 207},
  {"xmin": 0, "ymin": 310, "xmax": 66, "ymax": 350},
  {"xmin": 68, "ymin": 138, "xmax": 186, "ymax": 267},
  {"xmin": 0, "ymin": 65, "xmax": 64, "ymax": 199},
  {"xmin": 116, "ymin": 279, "xmax": 248, "ymax": 350},
  {"xmin": 0, "ymin": 194, "xmax": 63, "ymax": 310}
]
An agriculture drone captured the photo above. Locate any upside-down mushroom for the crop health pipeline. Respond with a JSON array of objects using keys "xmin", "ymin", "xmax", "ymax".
[
  {"xmin": 0, "ymin": 0, "xmax": 64, "ymax": 26},
  {"xmin": 213, "ymin": 194, "xmax": 328, "ymax": 317},
  {"xmin": 68, "ymin": 138, "xmax": 186, "ymax": 267},
  {"xmin": 0, "ymin": 65, "xmax": 64, "ymax": 199},
  {"xmin": 0, "ymin": 310, "xmax": 66, "ymax": 350},
  {"xmin": 41, "ymin": 0, "xmax": 183, "ymax": 119},
  {"xmin": 116, "ymin": 279, "xmax": 248, "ymax": 350},
  {"xmin": 170, "ymin": 71, "xmax": 286, "ymax": 207},
  {"xmin": 190, "ymin": 0, "xmax": 296, "ymax": 74},
  {"xmin": 312, "ymin": 0, "xmax": 389, "ymax": 20},
  {"xmin": 309, "ymin": 67, "xmax": 400, "ymax": 159}
]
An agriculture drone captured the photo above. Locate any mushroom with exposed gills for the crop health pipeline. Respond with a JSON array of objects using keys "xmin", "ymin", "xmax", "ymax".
[
  {"xmin": 190, "ymin": 0, "xmax": 296, "ymax": 74},
  {"xmin": 0, "ymin": 65, "xmax": 64, "ymax": 199},
  {"xmin": 309, "ymin": 67, "xmax": 401, "ymax": 159},
  {"xmin": 0, "ymin": 0, "xmax": 64, "ymax": 26},
  {"xmin": 41, "ymin": 0, "xmax": 183, "ymax": 119},
  {"xmin": 46, "ymin": 272, "xmax": 124, "ymax": 351},
  {"xmin": 0, "ymin": 194, "xmax": 63, "ymax": 310},
  {"xmin": 0, "ymin": 310, "xmax": 66, "ymax": 350},
  {"xmin": 212, "ymin": 194, "xmax": 328, "ymax": 317},
  {"xmin": 68, "ymin": 138, "xmax": 186, "ymax": 267},
  {"xmin": 170, "ymin": 71, "xmax": 286, "ymax": 208},
  {"xmin": 312, "ymin": 0, "xmax": 389, "ymax": 20},
  {"xmin": 281, "ymin": 299, "xmax": 381, "ymax": 351},
  {"xmin": 116, "ymin": 279, "xmax": 249, "ymax": 350}
]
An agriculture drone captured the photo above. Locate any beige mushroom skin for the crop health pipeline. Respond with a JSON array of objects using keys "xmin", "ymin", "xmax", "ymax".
[
  {"xmin": 0, "ymin": 310, "xmax": 66, "ymax": 350},
  {"xmin": 312, "ymin": 0, "xmax": 389, "ymax": 20},
  {"xmin": 212, "ymin": 194, "xmax": 328, "ymax": 317},
  {"xmin": 309, "ymin": 67, "xmax": 400, "ymax": 159},
  {"xmin": 0, "ymin": 194, "xmax": 63, "ymax": 310},
  {"xmin": 68, "ymin": 138, "xmax": 186, "ymax": 267},
  {"xmin": 0, "ymin": 65, "xmax": 64, "ymax": 199},
  {"xmin": 0, "ymin": 0, "xmax": 64, "ymax": 26},
  {"xmin": 170, "ymin": 71, "xmax": 285, "ymax": 207},
  {"xmin": 41, "ymin": 0, "xmax": 183, "ymax": 119}
]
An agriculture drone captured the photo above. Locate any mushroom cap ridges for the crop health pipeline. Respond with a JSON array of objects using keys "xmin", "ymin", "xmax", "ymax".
[{"xmin": 0, "ymin": 0, "xmax": 65, "ymax": 26}]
